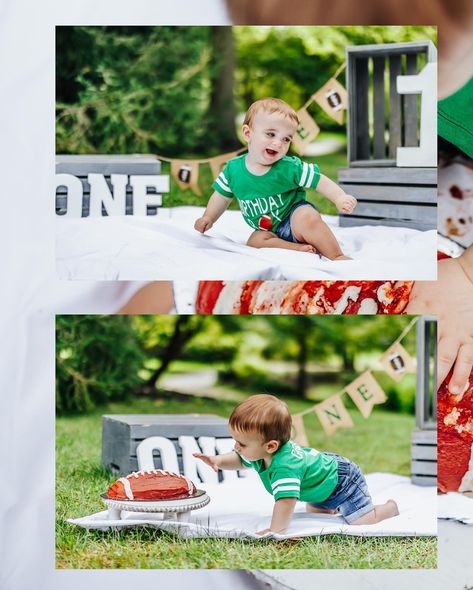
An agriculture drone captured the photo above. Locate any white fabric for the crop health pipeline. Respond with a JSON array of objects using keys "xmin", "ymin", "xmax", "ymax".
[
  {"xmin": 438, "ymin": 492, "xmax": 473, "ymax": 524},
  {"xmin": 56, "ymin": 208, "xmax": 437, "ymax": 280},
  {"xmin": 68, "ymin": 472, "xmax": 436, "ymax": 538}
]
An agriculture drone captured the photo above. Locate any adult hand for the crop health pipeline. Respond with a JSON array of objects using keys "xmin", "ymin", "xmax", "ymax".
[
  {"xmin": 194, "ymin": 216, "xmax": 213, "ymax": 233},
  {"xmin": 405, "ymin": 247, "xmax": 473, "ymax": 393}
]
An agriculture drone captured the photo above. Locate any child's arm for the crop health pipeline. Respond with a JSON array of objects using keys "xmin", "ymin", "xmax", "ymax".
[
  {"xmin": 193, "ymin": 451, "xmax": 244, "ymax": 472},
  {"xmin": 194, "ymin": 191, "xmax": 232, "ymax": 233},
  {"xmin": 256, "ymin": 497, "xmax": 298, "ymax": 536},
  {"xmin": 316, "ymin": 174, "xmax": 357, "ymax": 214}
]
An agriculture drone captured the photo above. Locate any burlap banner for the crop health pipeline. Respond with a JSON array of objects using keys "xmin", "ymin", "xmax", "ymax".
[
  {"xmin": 292, "ymin": 108, "xmax": 321, "ymax": 156},
  {"xmin": 345, "ymin": 371, "xmax": 388, "ymax": 419},
  {"xmin": 170, "ymin": 160, "xmax": 202, "ymax": 197},
  {"xmin": 312, "ymin": 77, "xmax": 348, "ymax": 125},
  {"xmin": 314, "ymin": 394, "xmax": 354, "ymax": 437},
  {"xmin": 379, "ymin": 342, "xmax": 416, "ymax": 382},
  {"xmin": 292, "ymin": 414, "xmax": 309, "ymax": 447}
]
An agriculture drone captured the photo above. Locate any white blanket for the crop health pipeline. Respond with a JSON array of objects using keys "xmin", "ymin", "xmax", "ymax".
[
  {"xmin": 68, "ymin": 472, "xmax": 436, "ymax": 538},
  {"xmin": 56, "ymin": 208, "xmax": 437, "ymax": 280},
  {"xmin": 438, "ymin": 492, "xmax": 473, "ymax": 525}
]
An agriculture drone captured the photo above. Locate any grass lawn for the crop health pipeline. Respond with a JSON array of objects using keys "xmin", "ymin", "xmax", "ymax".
[{"xmin": 56, "ymin": 395, "xmax": 436, "ymax": 570}]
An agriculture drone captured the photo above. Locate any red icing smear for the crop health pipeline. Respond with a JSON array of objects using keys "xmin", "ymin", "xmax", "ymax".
[
  {"xmin": 240, "ymin": 281, "xmax": 264, "ymax": 314},
  {"xmin": 196, "ymin": 281, "xmax": 225, "ymax": 314},
  {"xmin": 438, "ymin": 370, "xmax": 473, "ymax": 493}
]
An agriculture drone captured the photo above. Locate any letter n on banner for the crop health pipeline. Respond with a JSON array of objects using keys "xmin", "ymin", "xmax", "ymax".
[
  {"xmin": 345, "ymin": 371, "xmax": 387, "ymax": 419},
  {"xmin": 314, "ymin": 395, "xmax": 353, "ymax": 436}
]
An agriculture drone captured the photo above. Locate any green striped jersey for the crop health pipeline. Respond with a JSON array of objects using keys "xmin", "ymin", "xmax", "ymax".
[
  {"xmin": 236, "ymin": 440, "xmax": 338, "ymax": 503},
  {"xmin": 212, "ymin": 154, "xmax": 320, "ymax": 232}
]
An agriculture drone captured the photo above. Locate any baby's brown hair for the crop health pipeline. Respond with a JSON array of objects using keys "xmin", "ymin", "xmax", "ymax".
[
  {"xmin": 229, "ymin": 394, "xmax": 292, "ymax": 445},
  {"xmin": 243, "ymin": 97, "xmax": 299, "ymax": 129}
]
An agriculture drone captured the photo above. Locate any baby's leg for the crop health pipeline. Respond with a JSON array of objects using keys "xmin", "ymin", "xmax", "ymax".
[
  {"xmin": 306, "ymin": 503, "xmax": 337, "ymax": 515},
  {"xmin": 349, "ymin": 499, "xmax": 399, "ymax": 525},
  {"xmin": 291, "ymin": 206, "xmax": 351, "ymax": 260},
  {"xmin": 247, "ymin": 230, "xmax": 315, "ymax": 253}
]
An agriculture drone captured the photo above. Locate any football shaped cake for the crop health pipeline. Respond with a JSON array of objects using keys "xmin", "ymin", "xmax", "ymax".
[
  {"xmin": 438, "ymin": 370, "xmax": 473, "ymax": 494},
  {"xmin": 196, "ymin": 280, "xmax": 414, "ymax": 315},
  {"xmin": 107, "ymin": 470, "xmax": 197, "ymax": 501}
]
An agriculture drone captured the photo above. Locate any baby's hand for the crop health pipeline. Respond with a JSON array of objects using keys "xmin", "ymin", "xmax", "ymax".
[
  {"xmin": 192, "ymin": 452, "xmax": 220, "ymax": 472},
  {"xmin": 335, "ymin": 194, "xmax": 357, "ymax": 214},
  {"xmin": 194, "ymin": 216, "xmax": 214, "ymax": 233}
]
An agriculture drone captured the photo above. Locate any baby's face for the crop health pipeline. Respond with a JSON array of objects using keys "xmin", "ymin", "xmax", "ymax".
[
  {"xmin": 229, "ymin": 427, "xmax": 269, "ymax": 461},
  {"xmin": 243, "ymin": 111, "xmax": 297, "ymax": 166}
]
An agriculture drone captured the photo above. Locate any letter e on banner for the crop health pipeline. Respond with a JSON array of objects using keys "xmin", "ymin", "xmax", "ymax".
[
  {"xmin": 345, "ymin": 371, "xmax": 387, "ymax": 419},
  {"xmin": 292, "ymin": 108, "xmax": 320, "ymax": 156}
]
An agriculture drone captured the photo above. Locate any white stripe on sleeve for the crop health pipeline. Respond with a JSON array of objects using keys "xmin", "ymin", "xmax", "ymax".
[
  {"xmin": 306, "ymin": 164, "xmax": 315, "ymax": 188},
  {"xmin": 273, "ymin": 485, "xmax": 300, "ymax": 496},
  {"xmin": 271, "ymin": 477, "xmax": 301, "ymax": 489},
  {"xmin": 299, "ymin": 161, "xmax": 309, "ymax": 187},
  {"xmin": 215, "ymin": 176, "xmax": 232, "ymax": 194}
]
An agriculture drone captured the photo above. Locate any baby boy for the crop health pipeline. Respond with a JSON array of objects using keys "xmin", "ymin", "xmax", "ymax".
[
  {"xmin": 194, "ymin": 97, "xmax": 357, "ymax": 260},
  {"xmin": 194, "ymin": 394, "xmax": 399, "ymax": 535}
]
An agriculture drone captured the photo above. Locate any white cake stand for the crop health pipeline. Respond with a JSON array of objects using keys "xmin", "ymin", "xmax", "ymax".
[{"xmin": 100, "ymin": 489, "xmax": 210, "ymax": 521}]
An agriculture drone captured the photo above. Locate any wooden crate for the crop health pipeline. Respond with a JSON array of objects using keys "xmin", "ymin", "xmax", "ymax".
[
  {"xmin": 56, "ymin": 154, "xmax": 163, "ymax": 216},
  {"xmin": 411, "ymin": 429, "xmax": 437, "ymax": 487},
  {"xmin": 339, "ymin": 41, "xmax": 437, "ymax": 230},
  {"xmin": 338, "ymin": 167, "xmax": 437, "ymax": 230},
  {"xmin": 411, "ymin": 317, "xmax": 437, "ymax": 486},
  {"xmin": 101, "ymin": 414, "xmax": 230, "ymax": 476}
]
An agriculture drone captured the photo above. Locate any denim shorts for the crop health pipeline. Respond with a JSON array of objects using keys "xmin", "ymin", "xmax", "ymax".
[
  {"xmin": 309, "ymin": 453, "xmax": 374, "ymax": 524},
  {"xmin": 275, "ymin": 201, "xmax": 317, "ymax": 243}
]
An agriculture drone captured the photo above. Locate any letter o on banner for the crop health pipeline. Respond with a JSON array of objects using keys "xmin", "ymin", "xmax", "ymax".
[{"xmin": 55, "ymin": 173, "xmax": 83, "ymax": 217}]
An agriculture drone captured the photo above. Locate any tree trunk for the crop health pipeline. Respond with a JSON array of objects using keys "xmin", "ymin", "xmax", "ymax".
[
  {"xmin": 137, "ymin": 316, "xmax": 201, "ymax": 396},
  {"xmin": 296, "ymin": 331, "xmax": 308, "ymax": 398},
  {"xmin": 208, "ymin": 27, "xmax": 240, "ymax": 151},
  {"xmin": 342, "ymin": 349, "xmax": 355, "ymax": 373}
]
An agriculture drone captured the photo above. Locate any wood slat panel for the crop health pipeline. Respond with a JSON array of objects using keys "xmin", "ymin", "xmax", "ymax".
[
  {"xmin": 404, "ymin": 53, "xmax": 419, "ymax": 146},
  {"xmin": 339, "ymin": 183, "xmax": 436, "ymax": 204},
  {"xmin": 389, "ymin": 55, "xmax": 402, "ymax": 158},
  {"xmin": 411, "ymin": 445, "xmax": 437, "ymax": 460},
  {"xmin": 339, "ymin": 215, "xmax": 434, "ymax": 231},
  {"xmin": 56, "ymin": 155, "xmax": 160, "ymax": 175},
  {"xmin": 338, "ymin": 167, "xmax": 437, "ymax": 185},
  {"xmin": 412, "ymin": 430, "xmax": 437, "ymax": 443},
  {"xmin": 355, "ymin": 56, "xmax": 370, "ymax": 160},
  {"xmin": 373, "ymin": 56, "xmax": 386, "ymax": 159},
  {"xmin": 411, "ymin": 474, "xmax": 436, "ymax": 486},
  {"xmin": 351, "ymin": 201, "xmax": 437, "ymax": 223},
  {"xmin": 411, "ymin": 460, "xmax": 437, "ymax": 476}
]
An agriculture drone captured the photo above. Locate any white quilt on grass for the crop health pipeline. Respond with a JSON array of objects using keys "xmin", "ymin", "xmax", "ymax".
[
  {"xmin": 56, "ymin": 208, "xmax": 437, "ymax": 281},
  {"xmin": 68, "ymin": 472, "xmax": 436, "ymax": 539},
  {"xmin": 438, "ymin": 492, "xmax": 473, "ymax": 525}
]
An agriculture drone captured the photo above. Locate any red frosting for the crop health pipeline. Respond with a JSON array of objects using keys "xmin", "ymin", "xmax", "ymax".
[
  {"xmin": 196, "ymin": 280, "xmax": 414, "ymax": 315},
  {"xmin": 438, "ymin": 371, "xmax": 473, "ymax": 493},
  {"xmin": 107, "ymin": 470, "xmax": 197, "ymax": 501}
]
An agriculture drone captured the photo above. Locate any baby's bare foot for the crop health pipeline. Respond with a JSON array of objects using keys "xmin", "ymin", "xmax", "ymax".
[
  {"xmin": 298, "ymin": 243, "xmax": 316, "ymax": 253},
  {"xmin": 333, "ymin": 254, "xmax": 352, "ymax": 261},
  {"xmin": 386, "ymin": 499, "xmax": 400, "ymax": 517}
]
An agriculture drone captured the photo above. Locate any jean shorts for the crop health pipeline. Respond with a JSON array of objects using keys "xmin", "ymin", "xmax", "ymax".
[
  {"xmin": 275, "ymin": 201, "xmax": 317, "ymax": 243},
  {"xmin": 308, "ymin": 453, "xmax": 374, "ymax": 524}
]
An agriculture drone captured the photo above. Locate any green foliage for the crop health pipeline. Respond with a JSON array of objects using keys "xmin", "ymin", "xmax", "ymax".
[
  {"xmin": 56, "ymin": 316, "xmax": 145, "ymax": 414},
  {"xmin": 56, "ymin": 27, "xmax": 213, "ymax": 156}
]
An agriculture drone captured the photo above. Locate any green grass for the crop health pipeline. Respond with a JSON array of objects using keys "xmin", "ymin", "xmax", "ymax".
[{"xmin": 57, "ymin": 395, "xmax": 436, "ymax": 569}]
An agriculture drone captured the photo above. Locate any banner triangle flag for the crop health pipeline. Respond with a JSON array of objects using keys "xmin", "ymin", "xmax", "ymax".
[
  {"xmin": 314, "ymin": 394, "xmax": 353, "ymax": 436},
  {"xmin": 292, "ymin": 414, "xmax": 309, "ymax": 447},
  {"xmin": 312, "ymin": 77, "xmax": 348, "ymax": 125},
  {"xmin": 292, "ymin": 108, "xmax": 320, "ymax": 156},
  {"xmin": 345, "ymin": 371, "xmax": 388, "ymax": 419},
  {"xmin": 379, "ymin": 342, "xmax": 416, "ymax": 382}
]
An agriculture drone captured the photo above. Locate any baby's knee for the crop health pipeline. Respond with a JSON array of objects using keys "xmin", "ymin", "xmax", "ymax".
[{"xmin": 247, "ymin": 231, "xmax": 275, "ymax": 248}]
